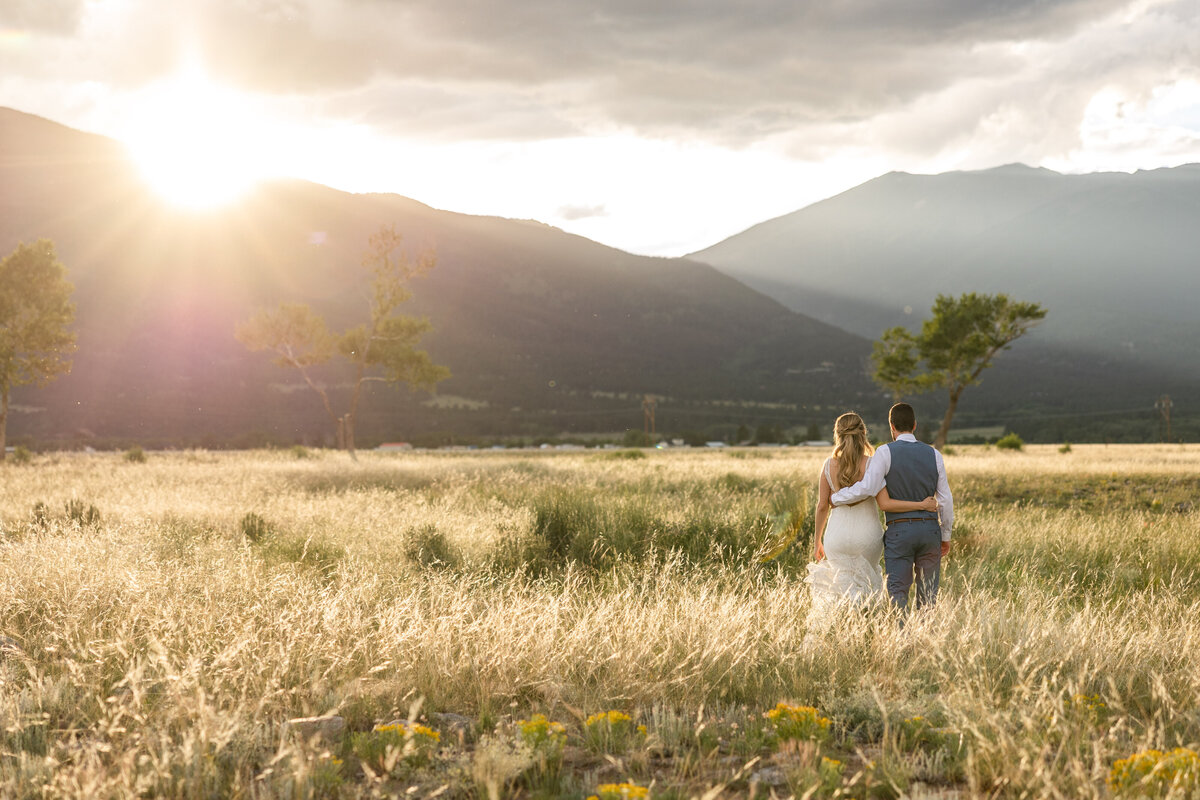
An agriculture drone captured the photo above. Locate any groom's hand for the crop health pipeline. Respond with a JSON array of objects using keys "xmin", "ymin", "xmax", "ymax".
[{"xmin": 941, "ymin": 541, "xmax": 951, "ymax": 558}]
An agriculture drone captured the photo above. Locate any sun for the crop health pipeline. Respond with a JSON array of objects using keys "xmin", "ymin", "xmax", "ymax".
[{"xmin": 122, "ymin": 67, "xmax": 276, "ymax": 209}]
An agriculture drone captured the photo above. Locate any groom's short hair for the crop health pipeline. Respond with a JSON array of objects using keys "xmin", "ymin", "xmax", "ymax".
[{"xmin": 889, "ymin": 403, "xmax": 917, "ymax": 433}]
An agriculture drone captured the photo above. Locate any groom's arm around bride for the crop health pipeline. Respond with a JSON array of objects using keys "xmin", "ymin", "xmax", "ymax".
[{"xmin": 829, "ymin": 414, "xmax": 953, "ymax": 552}]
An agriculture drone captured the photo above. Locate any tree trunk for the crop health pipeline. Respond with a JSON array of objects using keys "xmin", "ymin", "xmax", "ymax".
[
  {"xmin": 345, "ymin": 360, "xmax": 367, "ymax": 459},
  {"xmin": 0, "ymin": 387, "xmax": 7, "ymax": 461},
  {"xmin": 934, "ymin": 388, "xmax": 962, "ymax": 450},
  {"xmin": 291, "ymin": 363, "xmax": 341, "ymax": 447},
  {"xmin": 343, "ymin": 413, "xmax": 356, "ymax": 459}
]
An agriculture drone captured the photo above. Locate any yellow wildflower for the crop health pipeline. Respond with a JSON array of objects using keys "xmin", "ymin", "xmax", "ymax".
[
  {"xmin": 517, "ymin": 713, "xmax": 567, "ymax": 753},
  {"xmin": 1109, "ymin": 747, "xmax": 1200, "ymax": 795},
  {"xmin": 586, "ymin": 710, "xmax": 633, "ymax": 727},
  {"xmin": 595, "ymin": 781, "xmax": 649, "ymax": 799},
  {"xmin": 373, "ymin": 721, "xmax": 441, "ymax": 742},
  {"xmin": 765, "ymin": 702, "xmax": 832, "ymax": 743}
]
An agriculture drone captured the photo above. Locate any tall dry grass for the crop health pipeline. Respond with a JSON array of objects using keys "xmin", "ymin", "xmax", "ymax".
[{"xmin": 0, "ymin": 445, "xmax": 1197, "ymax": 797}]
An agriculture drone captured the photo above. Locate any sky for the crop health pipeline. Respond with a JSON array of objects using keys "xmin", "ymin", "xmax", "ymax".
[{"xmin": 2, "ymin": 0, "xmax": 1200, "ymax": 256}]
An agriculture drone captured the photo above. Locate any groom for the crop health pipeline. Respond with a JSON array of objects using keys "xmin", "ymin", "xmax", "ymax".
[{"xmin": 830, "ymin": 403, "xmax": 954, "ymax": 613}]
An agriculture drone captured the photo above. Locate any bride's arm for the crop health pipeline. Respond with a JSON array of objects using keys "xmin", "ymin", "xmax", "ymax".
[
  {"xmin": 875, "ymin": 486, "xmax": 938, "ymax": 512},
  {"xmin": 813, "ymin": 460, "xmax": 833, "ymax": 561}
]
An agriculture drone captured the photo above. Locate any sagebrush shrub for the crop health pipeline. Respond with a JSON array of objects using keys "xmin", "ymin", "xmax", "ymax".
[
  {"xmin": 995, "ymin": 433, "xmax": 1024, "ymax": 450},
  {"xmin": 64, "ymin": 498, "xmax": 100, "ymax": 527},
  {"xmin": 240, "ymin": 512, "xmax": 272, "ymax": 543}
]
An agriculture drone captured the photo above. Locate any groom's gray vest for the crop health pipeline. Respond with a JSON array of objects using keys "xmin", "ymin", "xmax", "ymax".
[{"xmin": 883, "ymin": 439, "xmax": 939, "ymax": 524}]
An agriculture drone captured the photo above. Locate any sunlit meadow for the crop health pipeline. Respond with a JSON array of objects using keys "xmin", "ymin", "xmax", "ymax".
[{"xmin": 2, "ymin": 445, "xmax": 1198, "ymax": 798}]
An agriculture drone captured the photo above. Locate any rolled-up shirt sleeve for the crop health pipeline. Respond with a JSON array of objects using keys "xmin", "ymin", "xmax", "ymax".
[
  {"xmin": 830, "ymin": 444, "xmax": 890, "ymax": 506},
  {"xmin": 934, "ymin": 449, "xmax": 954, "ymax": 541}
]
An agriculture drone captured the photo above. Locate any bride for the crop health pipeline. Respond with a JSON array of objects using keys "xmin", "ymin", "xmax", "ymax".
[{"xmin": 806, "ymin": 412, "xmax": 936, "ymax": 614}]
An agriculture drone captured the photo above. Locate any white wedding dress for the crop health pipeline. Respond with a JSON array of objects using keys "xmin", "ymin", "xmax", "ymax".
[{"xmin": 805, "ymin": 458, "xmax": 884, "ymax": 617}]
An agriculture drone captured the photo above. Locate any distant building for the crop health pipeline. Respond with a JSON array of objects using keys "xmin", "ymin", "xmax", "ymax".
[
  {"xmin": 376, "ymin": 442, "xmax": 413, "ymax": 451},
  {"xmin": 705, "ymin": 441, "xmax": 728, "ymax": 448}
]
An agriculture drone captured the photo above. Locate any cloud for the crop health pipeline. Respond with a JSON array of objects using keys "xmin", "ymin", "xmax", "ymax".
[
  {"xmin": 5, "ymin": 0, "xmax": 1200, "ymax": 215},
  {"xmin": 0, "ymin": 0, "xmax": 86, "ymax": 35},
  {"xmin": 201, "ymin": 0, "xmax": 1143, "ymax": 147},
  {"xmin": 556, "ymin": 203, "xmax": 608, "ymax": 221},
  {"xmin": 11, "ymin": 0, "xmax": 1173, "ymax": 143}
]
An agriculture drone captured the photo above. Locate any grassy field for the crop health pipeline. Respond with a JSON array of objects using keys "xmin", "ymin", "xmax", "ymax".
[{"xmin": 1, "ymin": 444, "xmax": 1199, "ymax": 799}]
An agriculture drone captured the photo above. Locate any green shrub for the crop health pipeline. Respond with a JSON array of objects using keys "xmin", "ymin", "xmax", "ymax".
[
  {"xmin": 994, "ymin": 433, "xmax": 1024, "ymax": 451},
  {"xmin": 504, "ymin": 485, "xmax": 770, "ymax": 573},
  {"xmin": 621, "ymin": 430, "xmax": 655, "ymax": 448},
  {"xmin": 290, "ymin": 445, "xmax": 311, "ymax": 460},
  {"xmin": 64, "ymin": 498, "xmax": 101, "ymax": 527},
  {"xmin": 124, "ymin": 446, "xmax": 146, "ymax": 463},
  {"xmin": 403, "ymin": 524, "xmax": 460, "ymax": 569},
  {"xmin": 531, "ymin": 487, "xmax": 602, "ymax": 561},
  {"xmin": 259, "ymin": 533, "xmax": 345, "ymax": 575},
  {"xmin": 239, "ymin": 512, "xmax": 272, "ymax": 543},
  {"xmin": 1059, "ymin": 441, "xmax": 1072, "ymax": 454},
  {"xmin": 895, "ymin": 715, "xmax": 963, "ymax": 754},
  {"xmin": 10, "ymin": 446, "xmax": 32, "ymax": 464},
  {"xmin": 716, "ymin": 472, "xmax": 762, "ymax": 492},
  {"xmin": 596, "ymin": 449, "xmax": 647, "ymax": 461}
]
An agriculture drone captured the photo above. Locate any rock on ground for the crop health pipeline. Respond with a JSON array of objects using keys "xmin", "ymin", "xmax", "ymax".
[{"xmin": 282, "ymin": 715, "xmax": 345, "ymax": 745}]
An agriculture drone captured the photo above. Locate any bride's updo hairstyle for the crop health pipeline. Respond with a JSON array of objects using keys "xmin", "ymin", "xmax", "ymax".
[{"xmin": 832, "ymin": 412, "xmax": 874, "ymax": 490}]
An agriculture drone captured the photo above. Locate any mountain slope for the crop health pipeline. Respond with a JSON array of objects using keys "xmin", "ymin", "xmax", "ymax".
[
  {"xmin": 691, "ymin": 163, "xmax": 1200, "ymax": 425},
  {"xmin": 1, "ymin": 107, "xmax": 871, "ymax": 445}
]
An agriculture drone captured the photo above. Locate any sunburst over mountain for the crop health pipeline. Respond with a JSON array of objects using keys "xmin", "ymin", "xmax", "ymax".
[{"xmin": 1, "ymin": 108, "xmax": 872, "ymax": 447}]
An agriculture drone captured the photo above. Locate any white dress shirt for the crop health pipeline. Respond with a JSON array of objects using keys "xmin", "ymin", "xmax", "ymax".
[{"xmin": 829, "ymin": 433, "xmax": 954, "ymax": 541}]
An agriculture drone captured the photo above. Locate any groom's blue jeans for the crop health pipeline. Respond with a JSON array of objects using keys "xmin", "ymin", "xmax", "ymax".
[{"xmin": 883, "ymin": 520, "xmax": 943, "ymax": 613}]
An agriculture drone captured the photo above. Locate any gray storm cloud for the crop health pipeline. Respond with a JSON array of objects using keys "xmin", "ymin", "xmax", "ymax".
[{"xmin": 3, "ymin": 0, "xmax": 1199, "ymax": 157}]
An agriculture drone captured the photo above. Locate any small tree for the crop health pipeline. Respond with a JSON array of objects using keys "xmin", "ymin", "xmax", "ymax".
[
  {"xmin": 754, "ymin": 423, "xmax": 781, "ymax": 444},
  {"xmin": 0, "ymin": 240, "xmax": 77, "ymax": 460},
  {"xmin": 871, "ymin": 292, "xmax": 1046, "ymax": 450},
  {"xmin": 237, "ymin": 226, "xmax": 449, "ymax": 455}
]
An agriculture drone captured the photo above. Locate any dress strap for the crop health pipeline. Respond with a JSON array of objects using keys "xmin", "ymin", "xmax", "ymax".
[{"xmin": 824, "ymin": 458, "xmax": 835, "ymax": 491}]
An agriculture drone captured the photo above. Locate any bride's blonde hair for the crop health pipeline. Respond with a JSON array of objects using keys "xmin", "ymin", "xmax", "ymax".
[{"xmin": 832, "ymin": 412, "xmax": 873, "ymax": 490}]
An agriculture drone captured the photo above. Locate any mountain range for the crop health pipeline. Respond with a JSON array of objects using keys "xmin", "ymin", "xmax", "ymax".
[
  {"xmin": 3, "ymin": 107, "xmax": 1195, "ymax": 446},
  {"xmin": 692, "ymin": 163, "xmax": 1200, "ymax": 438},
  {"xmin": 1, "ymin": 107, "xmax": 871, "ymax": 447}
]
